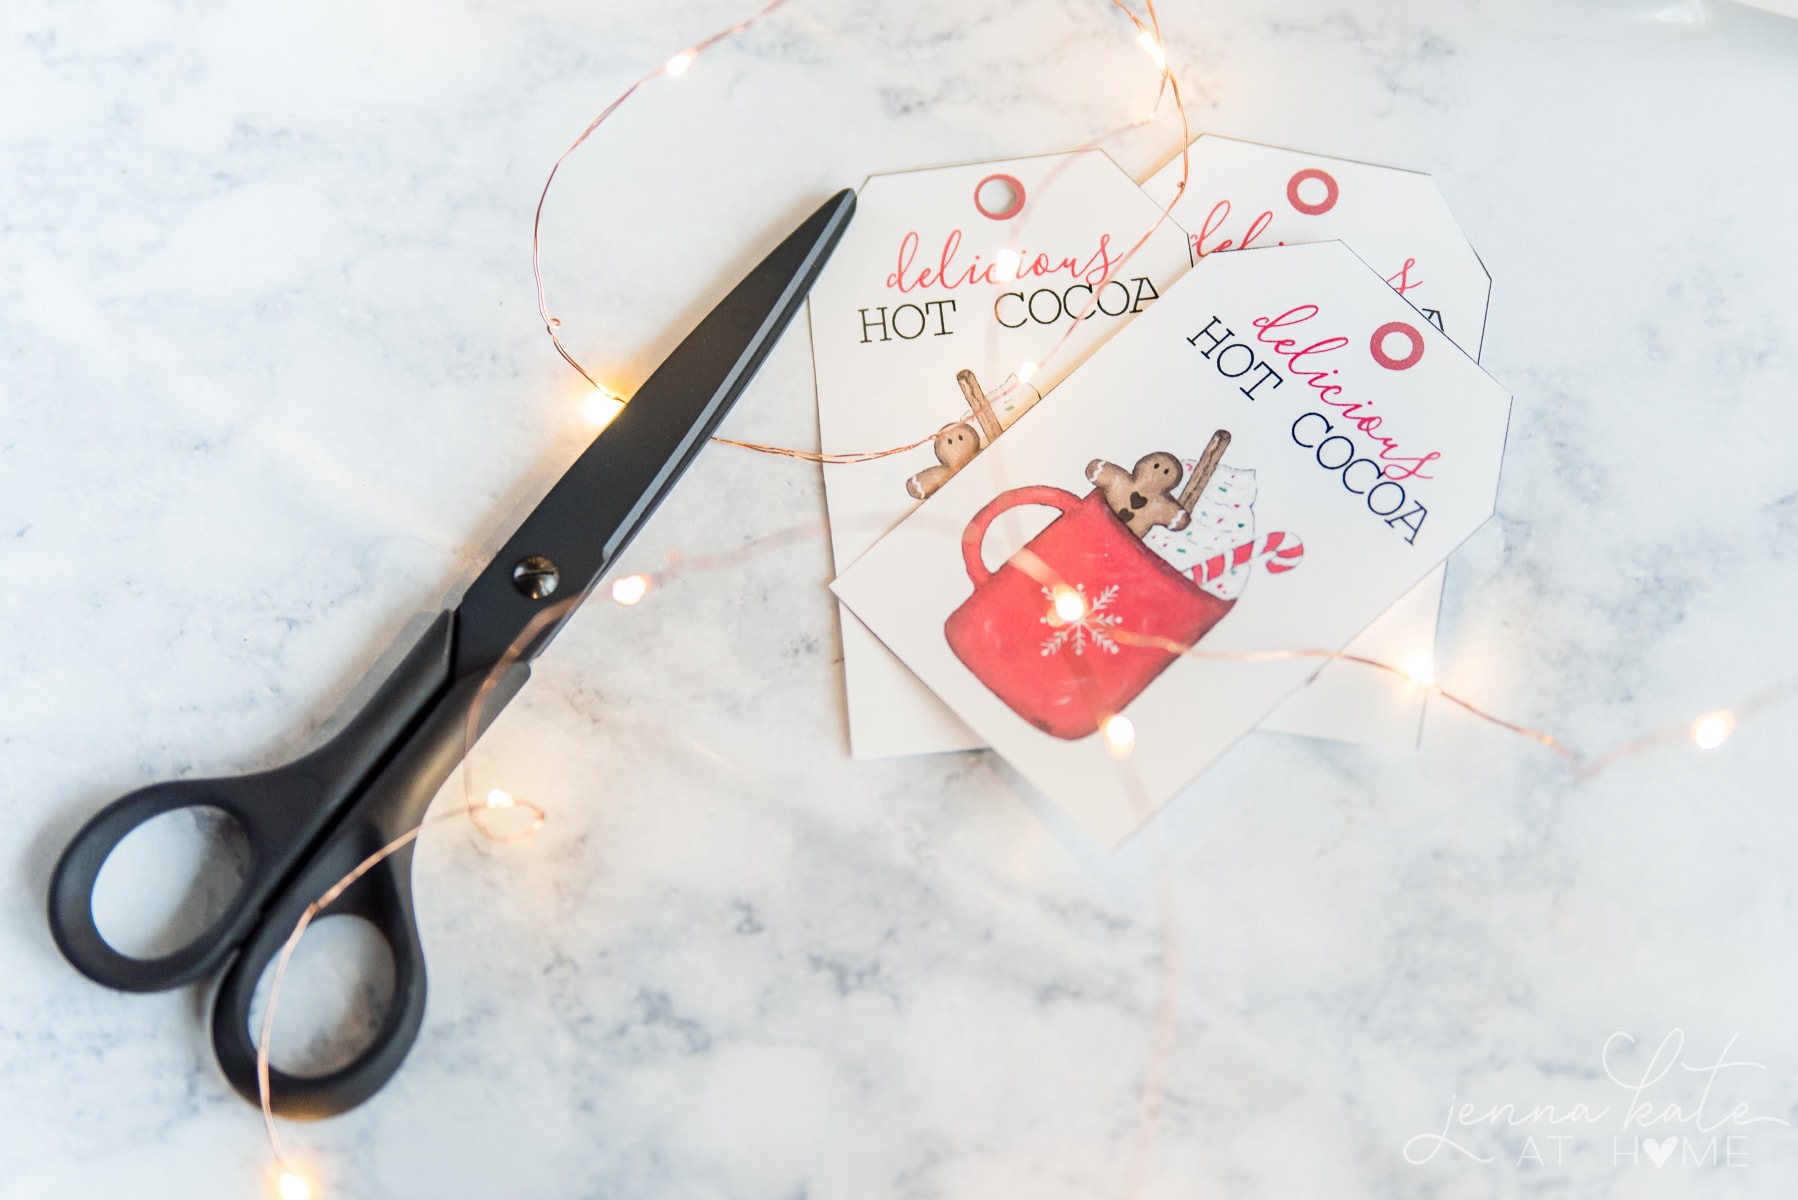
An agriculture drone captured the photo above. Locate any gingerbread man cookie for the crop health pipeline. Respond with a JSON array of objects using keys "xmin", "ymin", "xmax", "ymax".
[
  {"xmin": 1085, "ymin": 451, "xmax": 1191, "ymax": 537},
  {"xmin": 906, "ymin": 423, "xmax": 981, "ymax": 500}
]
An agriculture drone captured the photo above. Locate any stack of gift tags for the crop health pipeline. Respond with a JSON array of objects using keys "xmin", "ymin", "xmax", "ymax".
[{"xmin": 811, "ymin": 137, "xmax": 1510, "ymax": 846}]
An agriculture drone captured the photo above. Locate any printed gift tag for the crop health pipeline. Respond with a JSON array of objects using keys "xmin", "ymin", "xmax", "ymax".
[
  {"xmin": 832, "ymin": 242, "xmax": 1512, "ymax": 846},
  {"xmin": 1140, "ymin": 135, "xmax": 1494, "ymax": 748},
  {"xmin": 811, "ymin": 152, "xmax": 1192, "ymax": 759}
]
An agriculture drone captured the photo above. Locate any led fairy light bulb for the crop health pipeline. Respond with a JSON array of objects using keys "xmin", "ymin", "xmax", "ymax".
[
  {"xmin": 276, "ymin": 1172, "xmax": 311, "ymax": 1200},
  {"xmin": 665, "ymin": 50, "xmax": 696, "ymax": 76},
  {"xmin": 1051, "ymin": 586, "xmax": 1086, "ymax": 624},
  {"xmin": 582, "ymin": 387, "xmax": 625, "ymax": 429},
  {"xmin": 1136, "ymin": 30, "xmax": 1167, "ymax": 71},
  {"xmin": 1103, "ymin": 714, "xmax": 1136, "ymax": 759},
  {"xmin": 611, "ymin": 574, "xmax": 651, "ymax": 606},
  {"xmin": 1691, "ymin": 710, "xmax": 1735, "ymax": 751}
]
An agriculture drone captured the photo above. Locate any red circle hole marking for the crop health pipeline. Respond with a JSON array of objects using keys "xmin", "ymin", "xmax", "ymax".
[
  {"xmin": 1370, "ymin": 321, "xmax": 1425, "ymax": 371},
  {"xmin": 973, "ymin": 173, "xmax": 1026, "ymax": 221},
  {"xmin": 1285, "ymin": 168, "xmax": 1340, "ymax": 216}
]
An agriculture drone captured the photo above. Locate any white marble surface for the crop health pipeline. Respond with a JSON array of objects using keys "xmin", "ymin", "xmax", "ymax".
[{"xmin": 4, "ymin": 1, "xmax": 1798, "ymax": 1196}]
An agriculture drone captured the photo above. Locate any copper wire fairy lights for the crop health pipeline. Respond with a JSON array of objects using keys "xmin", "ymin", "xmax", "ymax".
[
  {"xmin": 245, "ymin": 1, "xmax": 1791, "ymax": 1196},
  {"xmin": 531, "ymin": 0, "xmax": 1194, "ymax": 463},
  {"xmin": 531, "ymin": 0, "xmax": 792, "ymax": 413},
  {"xmin": 256, "ymin": 604, "xmax": 565, "ymax": 1185}
]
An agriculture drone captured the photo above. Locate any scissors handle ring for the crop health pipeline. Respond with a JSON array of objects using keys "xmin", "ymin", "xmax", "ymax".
[
  {"xmin": 204, "ymin": 657, "xmax": 532, "ymax": 1117},
  {"xmin": 47, "ymin": 778, "xmax": 274, "ymax": 992},
  {"xmin": 46, "ymin": 612, "xmax": 458, "ymax": 995}
]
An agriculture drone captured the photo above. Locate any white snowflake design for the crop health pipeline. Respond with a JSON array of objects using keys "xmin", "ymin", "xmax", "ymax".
[{"xmin": 1039, "ymin": 583, "xmax": 1124, "ymax": 657}]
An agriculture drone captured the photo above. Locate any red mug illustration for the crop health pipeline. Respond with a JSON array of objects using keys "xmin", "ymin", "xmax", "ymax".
[{"xmin": 944, "ymin": 486, "xmax": 1235, "ymax": 740}]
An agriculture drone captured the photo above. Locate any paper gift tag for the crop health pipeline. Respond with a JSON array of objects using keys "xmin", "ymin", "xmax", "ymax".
[
  {"xmin": 832, "ymin": 242, "xmax": 1512, "ymax": 846},
  {"xmin": 812, "ymin": 152, "xmax": 1192, "ymax": 759},
  {"xmin": 1141, "ymin": 135, "xmax": 1493, "ymax": 748}
]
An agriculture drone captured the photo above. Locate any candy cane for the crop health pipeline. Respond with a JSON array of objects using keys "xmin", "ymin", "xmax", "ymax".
[{"xmin": 1191, "ymin": 531, "xmax": 1304, "ymax": 585}]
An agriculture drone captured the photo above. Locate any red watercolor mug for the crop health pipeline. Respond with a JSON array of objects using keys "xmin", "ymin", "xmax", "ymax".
[{"xmin": 944, "ymin": 486, "xmax": 1235, "ymax": 741}]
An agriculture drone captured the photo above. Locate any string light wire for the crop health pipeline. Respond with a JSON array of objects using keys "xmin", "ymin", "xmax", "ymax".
[
  {"xmin": 249, "ymin": 525, "xmax": 1789, "ymax": 1196},
  {"xmin": 246, "ymin": 6, "xmax": 1794, "ymax": 1199},
  {"xmin": 531, "ymin": 0, "xmax": 792, "ymax": 405},
  {"xmin": 530, "ymin": 0, "xmax": 1194, "ymax": 466},
  {"xmin": 256, "ymin": 601, "xmax": 570, "ymax": 1181}
]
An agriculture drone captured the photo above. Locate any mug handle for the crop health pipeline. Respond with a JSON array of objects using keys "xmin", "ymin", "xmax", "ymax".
[{"xmin": 960, "ymin": 486, "xmax": 1082, "ymax": 587}]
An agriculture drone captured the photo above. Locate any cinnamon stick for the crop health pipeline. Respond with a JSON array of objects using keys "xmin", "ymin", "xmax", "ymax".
[
  {"xmin": 957, "ymin": 369, "xmax": 1002, "ymax": 446},
  {"xmin": 1178, "ymin": 429, "xmax": 1232, "ymax": 514}
]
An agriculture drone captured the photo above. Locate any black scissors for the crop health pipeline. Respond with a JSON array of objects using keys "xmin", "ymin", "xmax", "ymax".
[{"xmin": 47, "ymin": 189, "xmax": 855, "ymax": 1119}]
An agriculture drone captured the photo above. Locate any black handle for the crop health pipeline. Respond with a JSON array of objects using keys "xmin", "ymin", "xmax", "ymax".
[
  {"xmin": 46, "ymin": 612, "xmax": 457, "ymax": 993},
  {"xmin": 210, "ymin": 660, "xmax": 531, "ymax": 1119}
]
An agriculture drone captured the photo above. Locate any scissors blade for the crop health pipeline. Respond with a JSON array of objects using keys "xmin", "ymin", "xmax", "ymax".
[{"xmin": 452, "ymin": 188, "xmax": 855, "ymax": 676}]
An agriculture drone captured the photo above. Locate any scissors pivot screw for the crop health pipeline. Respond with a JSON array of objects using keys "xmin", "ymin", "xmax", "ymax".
[{"xmin": 511, "ymin": 555, "xmax": 560, "ymax": 600}]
